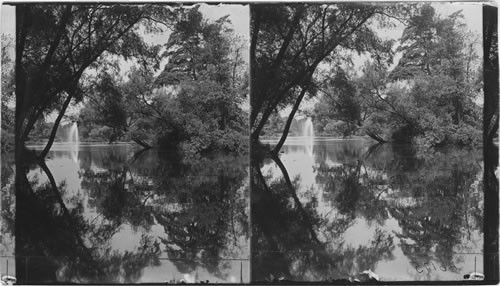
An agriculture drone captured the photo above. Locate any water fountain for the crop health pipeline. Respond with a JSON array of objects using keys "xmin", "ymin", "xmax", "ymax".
[
  {"xmin": 68, "ymin": 122, "xmax": 79, "ymax": 144},
  {"xmin": 302, "ymin": 117, "xmax": 314, "ymax": 139},
  {"xmin": 301, "ymin": 117, "xmax": 314, "ymax": 156},
  {"xmin": 67, "ymin": 122, "xmax": 79, "ymax": 162}
]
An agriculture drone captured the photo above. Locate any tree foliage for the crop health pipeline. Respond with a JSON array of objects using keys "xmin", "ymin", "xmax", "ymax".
[
  {"xmin": 1, "ymin": 35, "xmax": 15, "ymax": 153},
  {"xmin": 250, "ymin": 3, "xmax": 413, "ymax": 153},
  {"xmin": 16, "ymin": 4, "xmax": 171, "ymax": 158},
  {"xmin": 388, "ymin": 4, "xmax": 482, "ymax": 146},
  {"xmin": 155, "ymin": 6, "xmax": 242, "ymax": 88},
  {"xmin": 79, "ymin": 6, "xmax": 248, "ymax": 154},
  {"xmin": 312, "ymin": 4, "xmax": 482, "ymax": 147}
]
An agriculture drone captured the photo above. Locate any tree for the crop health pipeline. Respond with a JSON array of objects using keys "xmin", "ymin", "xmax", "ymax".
[
  {"xmin": 80, "ymin": 70, "xmax": 130, "ymax": 144},
  {"xmin": 156, "ymin": 6, "xmax": 237, "ymax": 87},
  {"xmin": 129, "ymin": 6, "xmax": 248, "ymax": 154},
  {"xmin": 13, "ymin": 6, "xmax": 174, "ymax": 281},
  {"xmin": 312, "ymin": 61, "xmax": 418, "ymax": 143},
  {"xmin": 314, "ymin": 67, "xmax": 367, "ymax": 138},
  {"xmin": 1, "ymin": 34, "xmax": 15, "ymax": 153},
  {"xmin": 15, "ymin": 4, "xmax": 170, "ymax": 159},
  {"xmin": 76, "ymin": 6, "xmax": 248, "ymax": 153},
  {"xmin": 312, "ymin": 6, "xmax": 482, "ymax": 146},
  {"xmin": 250, "ymin": 3, "xmax": 412, "ymax": 154},
  {"xmin": 387, "ymin": 4, "xmax": 482, "ymax": 146}
]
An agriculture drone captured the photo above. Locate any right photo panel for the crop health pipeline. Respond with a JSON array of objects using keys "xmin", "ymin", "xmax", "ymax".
[{"xmin": 250, "ymin": 2, "xmax": 489, "ymax": 282}]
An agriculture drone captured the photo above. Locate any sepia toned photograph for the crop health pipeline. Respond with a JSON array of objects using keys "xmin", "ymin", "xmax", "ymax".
[{"xmin": 0, "ymin": 1, "xmax": 498, "ymax": 285}]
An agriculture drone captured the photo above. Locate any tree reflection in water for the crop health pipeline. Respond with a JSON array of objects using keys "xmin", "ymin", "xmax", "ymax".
[
  {"xmin": 251, "ymin": 142, "xmax": 482, "ymax": 281},
  {"xmin": 371, "ymin": 145, "xmax": 483, "ymax": 274},
  {"xmin": 15, "ymin": 148, "xmax": 248, "ymax": 283},
  {"xmin": 10, "ymin": 141, "xmax": 483, "ymax": 283},
  {"xmin": 251, "ymin": 152, "xmax": 394, "ymax": 281}
]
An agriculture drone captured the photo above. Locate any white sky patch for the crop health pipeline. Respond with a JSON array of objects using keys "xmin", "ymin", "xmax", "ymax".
[
  {"xmin": 1, "ymin": 5, "xmax": 15, "ymax": 37},
  {"xmin": 200, "ymin": 3, "xmax": 249, "ymax": 41}
]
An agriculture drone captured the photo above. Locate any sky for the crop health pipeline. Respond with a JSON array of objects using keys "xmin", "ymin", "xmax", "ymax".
[
  {"xmin": 1, "ymin": 5, "xmax": 14, "ymax": 36},
  {"xmin": 200, "ymin": 3, "xmax": 249, "ymax": 40}
]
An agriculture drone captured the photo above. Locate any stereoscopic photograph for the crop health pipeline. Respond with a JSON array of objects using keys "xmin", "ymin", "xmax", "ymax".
[{"xmin": 0, "ymin": 1, "xmax": 498, "ymax": 285}]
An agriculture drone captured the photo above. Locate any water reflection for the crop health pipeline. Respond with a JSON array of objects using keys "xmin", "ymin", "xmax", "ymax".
[
  {"xmin": 252, "ymin": 139, "xmax": 483, "ymax": 281},
  {"xmin": 13, "ymin": 144, "xmax": 249, "ymax": 284}
]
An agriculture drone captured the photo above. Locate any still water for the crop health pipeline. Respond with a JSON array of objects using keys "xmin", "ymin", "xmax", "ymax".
[
  {"xmin": 1, "ymin": 139, "xmax": 483, "ymax": 283},
  {"xmin": 1, "ymin": 143, "xmax": 249, "ymax": 283},
  {"xmin": 252, "ymin": 138, "xmax": 483, "ymax": 282}
]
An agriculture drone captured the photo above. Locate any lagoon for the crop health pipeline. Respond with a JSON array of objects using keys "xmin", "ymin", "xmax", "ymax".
[
  {"xmin": 1, "ymin": 139, "xmax": 484, "ymax": 283},
  {"xmin": 252, "ymin": 137, "xmax": 483, "ymax": 281},
  {"xmin": 2, "ymin": 143, "xmax": 249, "ymax": 283}
]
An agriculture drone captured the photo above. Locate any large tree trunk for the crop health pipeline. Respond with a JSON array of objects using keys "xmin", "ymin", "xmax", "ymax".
[{"xmin": 38, "ymin": 93, "xmax": 73, "ymax": 159}]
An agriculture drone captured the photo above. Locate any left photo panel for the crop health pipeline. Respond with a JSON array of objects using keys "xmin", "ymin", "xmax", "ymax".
[{"xmin": 1, "ymin": 3, "xmax": 250, "ymax": 284}]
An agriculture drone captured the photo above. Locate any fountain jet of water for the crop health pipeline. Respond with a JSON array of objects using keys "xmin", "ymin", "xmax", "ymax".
[
  {"xmin": 302, "ymin": 117, "xmax": 314, "ymax": 156},
  {"xmin": 68, "ymin": 122, "xmax": 79, "ymax": 162},
  {"xmin": 68, "ymin": 122, "xmax": 79, "ymax": 144}
]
